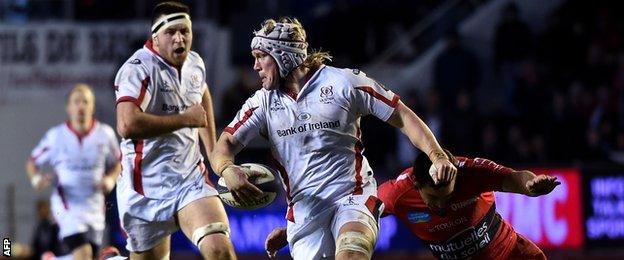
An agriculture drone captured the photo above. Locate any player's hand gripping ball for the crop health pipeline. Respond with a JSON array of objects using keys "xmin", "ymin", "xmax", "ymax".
[{"xmin": 216, "ymin": 163, "xmax": 282, "ymax": 209}]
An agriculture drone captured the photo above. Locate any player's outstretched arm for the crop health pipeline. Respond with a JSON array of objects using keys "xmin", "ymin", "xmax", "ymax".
[
  {"xmin": 386, "ymin": 101, "xmax": 457, "ymax": 184},
  {"xmin": 502, "ymin": 170, "xmax": 561, "ymax": 197},
  {"xmin": 265, "ymin": 227, "xmax": 287, "ymax": 259},
  {"xmin": 116, "ymin": 102, "xmax": 207, "ymax": 139},
  {"xmin": 211, "ymin": 132, "xmax": 263, "ymax": 204}
]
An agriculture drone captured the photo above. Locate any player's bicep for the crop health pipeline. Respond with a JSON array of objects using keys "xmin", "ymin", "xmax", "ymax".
[{"xmin": 386, "ymin": 101, "xmax": 412, "ymax": 128}]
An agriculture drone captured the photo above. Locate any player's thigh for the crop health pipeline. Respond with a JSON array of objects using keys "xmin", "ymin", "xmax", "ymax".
[
  {"xmin": 334, "ymin": 219, "xmax": 376, "ymax": 260},
  {"xmin": 130, "ymin": 236, "xmax": 171, "ymax": 260},
  {"xmin": 177, "ymin": 196, "xmax": 230, "ymax": 241},
  {"xmin": 332, "ymin": 201, "xmax": 381, "ymax": 258},
  {"xmin": 290, "ymin": 226, "xmax": 335, "ymax": 260},
  {"xmin": 332, "ymin": 195, "xmax": 382, "ymax": 241}
]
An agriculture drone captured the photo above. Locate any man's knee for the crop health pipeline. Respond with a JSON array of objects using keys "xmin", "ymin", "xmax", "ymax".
[
  {"xmin": 335, "ymin": 231, "xmax": 375, "ymax": 259},
  {"xmin": 192, "ymin": 222, "xmax": 231, "ymax": 247},
  {"xmin": 193, "ymin": 222, "xmax": 234, "ymax": 259}
]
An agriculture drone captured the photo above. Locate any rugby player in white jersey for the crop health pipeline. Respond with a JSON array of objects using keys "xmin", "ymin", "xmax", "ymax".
[
  {"xmin": 211, "ymin": 17, "xmax": 458, "ymax": 260},
  {"xmin": 26, "ymin": 84, "xmax": 121, "ymax": 260},
  {"xmin": 114, "ymin": 1, "xmax": 234, "ymax": 259}
]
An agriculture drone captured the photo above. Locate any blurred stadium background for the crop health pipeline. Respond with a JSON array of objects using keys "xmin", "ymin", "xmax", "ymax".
[{"xmin": 1, "ymin": 0, "xmax": 624, "ymax": 259}]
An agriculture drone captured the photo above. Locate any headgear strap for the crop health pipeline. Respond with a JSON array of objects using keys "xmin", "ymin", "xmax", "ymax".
[
  {"xmin": 151, "ymin": 12, "xmax": 192, "ymax": 37},
  {"xmin": 251, "ymin": 23, "xmax": 308, "ymax": 78}
]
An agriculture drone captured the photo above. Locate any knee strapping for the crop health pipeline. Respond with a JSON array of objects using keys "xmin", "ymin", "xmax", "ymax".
[
  {"xmin": 335, "ymin": 231, "xmax": 374, "ymax": 259},
  {"xmin": 192, "ymin": 222, "xmax": 230, "ymax": 247}
]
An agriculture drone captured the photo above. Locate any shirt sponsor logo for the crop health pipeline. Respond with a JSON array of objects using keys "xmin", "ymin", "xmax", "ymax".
[
  {"xmin": 162, "ymin": 103, "xmax": 188, "ymax": 112},
  {"xmin": 408, "ymin": 211, "xmax": 431, "ymax": 223},
  {"xmin": 67, "ymin": 163, "xmax": 97, "ymax": 171},
  {"xmin": 275, "ymin": 120, "xmax": 341, "ymax": 137},
  {"xmin": 450, "ymin": 197, "xmax": 479, "ymax": 211},
  {"xmin": 427, "ymin": 221, "xmax": 493, "ymax": 259},
  {"xmin": 320, "ymin": 86, "xmax": 334, "ymax": 104},
  {"xmin": 297, "ymin": 112, "xmax": 311, "ymax": 121},
  {"xmin": 428, "ymin": 217, "xmax": 468, "ymax": 232}
]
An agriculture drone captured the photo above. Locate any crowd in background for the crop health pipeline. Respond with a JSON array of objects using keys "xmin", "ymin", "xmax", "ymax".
[
  {"xmin": 425, "ymin": 0, "xmax": 624, "ymax": 167},
  {"xmin": 2, "ymin": 0, "xmax": 622, "ymax": 172},
  {"xmin": 219, "ymin": 0, "xmax": 624, "ymax": 181}
]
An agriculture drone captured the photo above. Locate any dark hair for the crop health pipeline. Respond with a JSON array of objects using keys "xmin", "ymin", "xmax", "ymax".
[
  {"xmin": 151, "ymin": 1, "xmax": 190, "ymax": 25},
  {"xmin": 412, "ymin": 149, "xmax": 456, "ymax": 188}
]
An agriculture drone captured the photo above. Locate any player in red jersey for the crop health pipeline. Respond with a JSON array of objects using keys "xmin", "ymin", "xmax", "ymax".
[{"xmin": 265, "ymin": 150, "xmax": 559, "ymax": 259}]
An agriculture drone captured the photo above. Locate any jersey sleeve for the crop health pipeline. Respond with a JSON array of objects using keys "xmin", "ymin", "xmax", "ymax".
[
  {"xmin": 377, "ymin": 181, "xmax": 398, "ymax": 217},
  {"xmin": 348, "ymin": 69, "xmax": 401, "ymax": 121},
  {"xmin": 223, "ymin": 90, "xmax": 267, "ymax": 147},
  {"xmin": 103, "ymin": 125, "xmax": 121, "ymax": 170},
  {"xmin": 197, "ymin": 53, "xmax": 209, "ymax": 94},
  {"xmin": 192, "ymin": 51, "xmax": 208, "ymax": 101},
  {"xmin": 378, "ymin": 168, "xmax": 412, "ymax": 217},
  {"xmin": 114, "ymin": 60, "xmax": 151, "ymax": 111},
  {"xmin": 30, "ymin": 128, "xmax": 56, "ymax": 169},
  {"xmin": 460, "ymin": 157, "xmax": 514, "ymax": 192}
]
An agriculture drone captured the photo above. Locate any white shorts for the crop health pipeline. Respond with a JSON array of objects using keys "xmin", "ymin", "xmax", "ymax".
[
  {"xmin": 116, "ymin": 170, "xmax": 218, "ymax": 252},
  {"xmin": 50, "ymin": 191, "xmax": 105, "ymax": 245},
  {"xmin": 286, "ymin": 188, "xmax": 384, "ymax": 259}
]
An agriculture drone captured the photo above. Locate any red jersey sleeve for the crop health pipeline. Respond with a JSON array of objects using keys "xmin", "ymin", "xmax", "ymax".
[
  {"xmin": 378, "ymin": 168, "xmax": 413, "ymax": 217},
  {"xmin": 378, "ymin": 181, "xmax": 398, "ymax": 217},
  {"xmin": 458, "ymin": 157, "xmax": 514, "ymax": 192}
]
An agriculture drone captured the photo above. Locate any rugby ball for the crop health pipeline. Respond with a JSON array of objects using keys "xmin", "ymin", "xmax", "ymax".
[{"xmin": 216, "ymin": 163, "xmax": 282, "ymax": 210}]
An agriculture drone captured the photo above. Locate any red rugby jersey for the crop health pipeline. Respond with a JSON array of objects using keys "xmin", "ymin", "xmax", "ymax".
[{"xmin": 378, "ymin": 157, "xmax": 519, "ymax": 259}]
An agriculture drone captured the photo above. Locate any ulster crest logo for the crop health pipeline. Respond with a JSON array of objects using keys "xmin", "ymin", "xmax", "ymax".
[
  {"xmin": 320, "ymin": 86, "xmax": 334, "ymax": 104},
  {"xmin": 191, "ymin": 74, "xmax": 202, "ymax": 89}
]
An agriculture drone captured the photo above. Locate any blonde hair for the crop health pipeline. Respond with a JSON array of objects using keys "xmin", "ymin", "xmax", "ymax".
[
  {"xmin": 258, "ymin": 17, "xmax": 332, "ymax": 68},
  {"xmin": 67, "ymin": 83, "xmax": 95, "ymax": 103}
]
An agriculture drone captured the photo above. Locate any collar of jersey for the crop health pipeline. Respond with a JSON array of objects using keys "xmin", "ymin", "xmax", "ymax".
[
  {"xmin": 65, "ymin": 120, "xmax": 97, "ymax": 139},
  {"xmin": 282, "ymin": 64, "xmax": 326, "ymax": 100}
]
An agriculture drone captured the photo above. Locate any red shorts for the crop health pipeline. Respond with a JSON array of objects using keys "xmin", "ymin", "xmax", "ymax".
[{"xmin": 506, "ymin": 234, "xmax": 546, "ymax": 260}]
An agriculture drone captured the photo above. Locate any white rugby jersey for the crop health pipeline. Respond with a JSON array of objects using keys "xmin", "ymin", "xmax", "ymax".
[
  {"xmin": 226, "ymin": 65, "xmax": 400, "ymax": 221},
  {"xmin": 114, "ymin": 40, "xmax": 208, "ymax": 199},
  {"xmin": 30, "ymin": 121, "xmax": 120, "ymax": 230}
]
